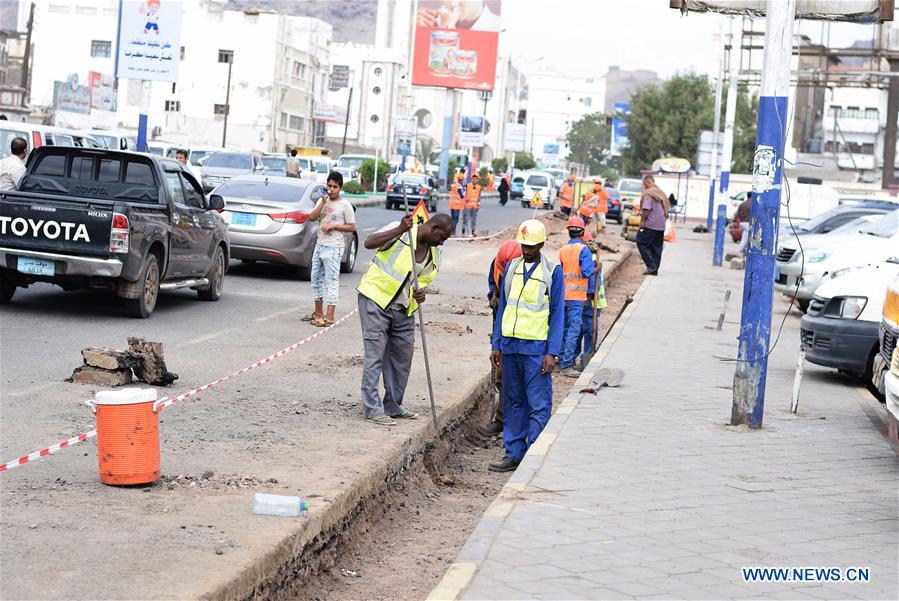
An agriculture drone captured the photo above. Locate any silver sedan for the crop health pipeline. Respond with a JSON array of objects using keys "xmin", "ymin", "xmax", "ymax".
[{"xmin": 213, "ymin": 175, "xmax": 358, "ymax": 279}]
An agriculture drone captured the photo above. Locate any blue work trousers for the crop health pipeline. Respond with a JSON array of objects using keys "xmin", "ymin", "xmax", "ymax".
[
  {"xmin": 576, "ymin": 303, "xmax": 601, "ymax": 361},
  {"xmin": 560, "ymin": 300, "xmax": 585, "ymax": 368},
  {"xmin": 502, "ymin": 353, "xmax": 552, "ymax": 462}
]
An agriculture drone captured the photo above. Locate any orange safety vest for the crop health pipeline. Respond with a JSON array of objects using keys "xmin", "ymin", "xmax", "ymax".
[
  {"xmin": 464, "ymin": 183, "xmax": 481, "ymax": 209},
  {"xmin": 449, "ymin": 182, "xmax": 465, "ymax": 210},
  {"xmin": 579, "ymin": 188, "xmax": 608, "ymax": 218},
  {"xmin": 558, "ymin": 242, "xmax": 588, "ymax": 301},
  {"xmin": 560, "ymin": 182, "xmax": 574, "ymax": 208}
]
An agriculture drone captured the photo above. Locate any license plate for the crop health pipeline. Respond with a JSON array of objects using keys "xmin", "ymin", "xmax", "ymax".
[
  {"xmin": 17, "ymin": 256, "xmax": 54, "ymax": 276},
  {"xmin": 231, "ymin": 212, "xmax": 257, "ymax": 227}
]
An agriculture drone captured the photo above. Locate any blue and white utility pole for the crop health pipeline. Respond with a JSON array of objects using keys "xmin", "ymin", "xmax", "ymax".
[
  {"xmin": 706, "ymin": 21, "xmax": 725, "ymax": 231},
  {"xmin": 438, "ymin": 90, "xmax": 454, "ymax": 191},
  {"xmin": 714, "ymin": 19, "xmax": 739, "ymax": 266},
  {"xmin": 137, "ymin": 81, "xmax": 151, "ymax": 152},
  {"xmin": 732, "ymin": 0, "xmax": 795, "ymax": 428}
]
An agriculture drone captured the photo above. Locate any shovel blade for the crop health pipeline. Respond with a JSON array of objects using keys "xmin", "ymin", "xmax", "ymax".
[{"xmin": 593, "ymin": 367, "xmax": 625, "ymax": 388}]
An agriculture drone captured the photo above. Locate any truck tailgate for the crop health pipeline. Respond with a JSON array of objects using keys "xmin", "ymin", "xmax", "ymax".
[{"xmin": 0, "ymin": 198, "xmax": 113, "ymax": 256}]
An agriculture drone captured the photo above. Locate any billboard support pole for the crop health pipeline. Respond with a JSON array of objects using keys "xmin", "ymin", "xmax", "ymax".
[
  {"xmin": 731, "ymin": 0, "xmax": 795, "ymax": 429},
  {"xmin": 137, "ymin": 80, "xmax": 151, "ymax": 152},
  {"xmin": 341, "ymin": 86, "xmax": 353, "ymax": 156},
  {"xmin": 715, "ymin": 18, "xmax": 739, "ymax": 266},
  {"xmin": 438, "ymin": 89, "xmax": 453, "ymax": 191},
  {"xmin": 707, "ymin": 20, "xmax": 725, "ymax": 231}
]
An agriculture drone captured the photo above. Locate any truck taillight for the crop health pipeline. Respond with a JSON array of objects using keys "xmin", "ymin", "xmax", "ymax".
[
  {"xmin": 269, "ymin": 211, "xmax": 309, "ymax": 224},
  {"xmin": 109, "ymin": 212, "xmax": 129, "ymax": 254}
]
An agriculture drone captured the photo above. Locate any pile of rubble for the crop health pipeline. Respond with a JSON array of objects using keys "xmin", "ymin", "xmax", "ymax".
[{"xmin": 69, "ymin": 337, "xmax": 178, "ymax": 387}]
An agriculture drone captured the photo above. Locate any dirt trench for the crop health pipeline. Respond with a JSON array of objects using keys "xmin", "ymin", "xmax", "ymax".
[{"xmin": 240, "ymin": 251, "xmax": 646, "ymax": 601}]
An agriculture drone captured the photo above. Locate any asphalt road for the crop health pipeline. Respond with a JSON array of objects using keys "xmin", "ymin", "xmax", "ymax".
[{"xmin": 0, "ymin": 199, "xmax": 536, "ymax": 407}]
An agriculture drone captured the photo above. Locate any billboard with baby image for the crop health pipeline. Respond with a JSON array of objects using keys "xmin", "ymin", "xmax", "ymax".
[
  {"xmin": 115, "ymin": 0, "xmax": 183, "ymax": 82},
  {"xmin": 411, "ymin": 0, "xmax": 501, "ymax": 91}
]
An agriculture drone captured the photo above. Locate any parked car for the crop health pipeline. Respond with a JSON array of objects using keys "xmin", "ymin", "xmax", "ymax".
[
  {"xmin": 216, "ymin": 175, "xmax": 358, "ymax": 278},
  {"xmin": 147, "ymin": 141, "xmax": 180, "ymax": 158},
  {"xmin": 0, "ymin": 146, "xmax": 229, "ymax": 317},
  {"xmin": 520, "ymin": 171, "xmax": 558, "ymax": 210},
  {"xmin": 800, "ymin": 260, "xmax": 899, "ymax": 386},
  {"xmin": 261, "ymin": 153, "xmax": 288, "ymax": 176},
  {"xmin": 879, "ymin": 274, "xmax": 899, "ymax": 419},
  {"xmin": 510, "ymin": 173, "xmax": 526, "ymax": 199},
  {"xmin": 297, "ymin": 156, "xmax": 331, "ymax": 184},
  {"xmin": 775, "ymin": 212, "xmax": 899, "ymax": 312},
  {"xmin": 386, "ymin": 173, "xmax": 439, "ymax": 212},
  {"xmin": 542, "ymin": 168, "xmax": 567, "ymax": 190},
  {"xmin": 181, "ymin": 145, "xmax": 226, "ymax": 167},
  {"xmin": 618, "ymin": 178, "xmax": 643, "ymax": 211},
  {"xmin": 200, "ymin": 151, "xmax": 263, "ymax": 192},
  {"xmin": 91, "ymin": 129, "xmax": 138, "ymax": 152},
  {"xmin": 0, "ymin": 124, "xmax": 103, "ymax": 158},
  {"xmin": 605, "ymin": 188, "xmax": 624, "ymax": 224},
  {"xmin": 332, "ymin": 166, "xmax": 359, "ymax": 185}
]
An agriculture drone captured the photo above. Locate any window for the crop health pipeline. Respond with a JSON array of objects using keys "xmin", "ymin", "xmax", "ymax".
[
  {"xmin": 214, "ymin": 103, "xmax": 228, "ymax": 116},
  {"xmin": 862, "ymin": 142, "xmax": 875, "ymax": 154},
  {"xmin": 845, "ymin": 106, "xmax": 861, "ymax": 118},
  {"xmin": 48, "ymin": 4, "xmax": 69, "ymax": 14},
  {"xmin": 125, "ymin": 162, "xmax": 155, "ymax": 185},
  {"xmin": 289, "ymin": 115, "xmax": 304, "ymax": 130},
  {"xmin": 293, "ymin": 61, "xmax": 307, "ymax": 78},
  {"xmin": 415, "ymin": 108, "xmax": 433, "ymax": 129},
  {"xmin": 165, "ymin": 172, "xmax": 186, "ymax": 205},
  {"xmin": 70, "ymin": 157, "xmax": 94, "ymax": 180},
  {"xmin": 98, "ymin": 159, "xmax": 121, "ymax": 182},
  {"xmin": 164, "ymin": 100, "xmax": 181, "ymax": 112},
  {"xmin": 374, "ymin": 67, "xmax": 383, "ymax": 76},
  {"xmin": 370, "ymin": 114, "xmax": 379, "ymax": 123},
  {"xmin": 865, "ymin": 107, "xmax": 879, "ymax": 120},
  {"xmin": 373, "ymin": 86, "xmax": 381, "ymax": 95},
  {"xmin": 217, "ymin": 49, "xmax": 233, "ymax": 64},
  {"xmin": 828, "ymin": 105, "xmax": 841, "ymax": 117},
  {"xmin": 91, "ymin": 40, "xmax": 111, "ymax": 58},
  {"xmin": 280, "ymin": 112, "xmax": 288, "ymax": 128},
  {"xmin": 34, "ymin": 155, "xmax": 66, "ymax": 177},
  {"xmin": 180, "ymin": 174, "xmax": 204, "ymax": 208},
  {"xmin": 180, "ymin": 46, "xmax": 186, "ymax": 60},
  {"xmin": 583, "ymin": 97, "xmax": 592, "ymax": 107},
  {"xmin": 76, "ymin": 6, "xmax": 97, "ymax": 15}
]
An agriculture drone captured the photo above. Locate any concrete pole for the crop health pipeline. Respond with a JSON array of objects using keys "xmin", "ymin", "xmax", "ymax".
[
  {"xmin": 731, "ymin": 0, "xmax": 795, "ymax": 429},
  {"xmin": 707, "ymin": 20, "xmax": 725, "ymax": 230},
  {"xmin": 882, "ymin": 58, "xmax": 899, "ymax": 189},
  {"xmin": 714, "ymin": 19, "xmax": 739, "ymax": 266},
  {"xmin": 438, "ymin": 89, "xmax": 453, "ymax": 191}
]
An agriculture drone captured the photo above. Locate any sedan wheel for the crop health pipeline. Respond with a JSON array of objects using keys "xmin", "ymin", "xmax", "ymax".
[{"xmin": 341, "ymin": 235, "xmax": 358, "ymax": 273}]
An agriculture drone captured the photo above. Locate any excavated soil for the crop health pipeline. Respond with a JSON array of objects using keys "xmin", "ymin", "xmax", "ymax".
[{"xmin": 290, "ymin": 250, "xmax": 646, "ymax": 601}]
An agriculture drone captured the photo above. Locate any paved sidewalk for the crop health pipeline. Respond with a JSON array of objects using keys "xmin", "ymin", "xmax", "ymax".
[{"xmin": 431, "ymin": 230, "xmax": 898, "ymax": 600}]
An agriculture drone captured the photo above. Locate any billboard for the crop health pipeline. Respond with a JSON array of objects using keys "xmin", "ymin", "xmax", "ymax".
[
  {"xmin": 115, "ymin": 0, "xmax": 183, "ymax": 82},
  {"xmin": 459, "ymin": 115, "xmax": 486, "ymax": 147},
  {"xmin": 610, "ymin": 102, "xmax": 630, "ymax": 157},
  {"xmin": 504, "ymin": 123, "xmax": 525, "ymax": 152},
  {"xmin": 88, "ymin": 72, "xmax": 118, "ymax": 112},
  {"xmin": 395, "ymin": 116, "xmax": 417, "ymax": 155},
  {"xmin": 53, "ymin": 74, "xmax": 92, "ymax": 115},
  {"xmin": 542, "ymin": 143, "xmax": 560, "ymax": 165},
  {"xmin": 411, "ymin": 1, "xmax": 502, "ymax": 91}
]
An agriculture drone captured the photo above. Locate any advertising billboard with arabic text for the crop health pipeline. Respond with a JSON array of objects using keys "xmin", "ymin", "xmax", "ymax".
[
  {"xmin": 411, "ymin": 0, "xmax": 501, "ymax": 91},
  {"xmin": 115, "ymin": 0, "xmax": 183, "ymax": 82}
]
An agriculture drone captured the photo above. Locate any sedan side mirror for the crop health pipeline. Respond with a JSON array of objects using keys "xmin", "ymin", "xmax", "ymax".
[{"xmin": 208, "ymin": 194, "xmax": 225, "ymax": 211}]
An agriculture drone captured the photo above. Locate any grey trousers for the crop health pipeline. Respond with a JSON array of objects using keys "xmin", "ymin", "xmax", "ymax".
[
  {"xmin": 462, "ymin": 208, "xmax": 478, "ymax": 235},
  {"xmin": 359, "ymin": 293, "xmax": 415, "ymax": 418}
]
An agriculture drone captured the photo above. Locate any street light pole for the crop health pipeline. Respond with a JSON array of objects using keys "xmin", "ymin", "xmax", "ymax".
[
  {"xmin": 731, "ymin": 0, "xmax": 796, "ymax": 429},
  {"xmin": 221, "ymin": 50, "xmax": 234, "ymax": 148},
  {"xmin": 707, "ymin": 20, "xmax": 725, "ymax": 231},
  {"xmin": 715, "ymin": 19, "xmax": 739, "ymax": 266}
]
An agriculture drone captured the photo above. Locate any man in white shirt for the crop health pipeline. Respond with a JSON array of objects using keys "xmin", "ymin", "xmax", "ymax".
[
  {"xmin": 175, "ymin": 148, "xmax": 203, "ymax": 190},
  {"xmin": 0, "ymin": 137, "xmax": 27, "ymax": 191}
]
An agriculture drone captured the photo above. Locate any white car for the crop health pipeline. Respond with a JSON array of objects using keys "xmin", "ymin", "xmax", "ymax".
[
  {"xmin": 775, "ymin": 212, "xmax": 899, "ymax": 312},
  {"xmin": 519, "ymin": 171, "xmax": 558, "ymax": 210}
]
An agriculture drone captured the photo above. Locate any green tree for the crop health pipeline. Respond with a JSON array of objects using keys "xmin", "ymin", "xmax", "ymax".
[
  {"xmin": 622, "ymin": 73, "xmax": 757, "ymax": 176},
  {"xmin": 416, "ymin": 137, "xmax": 435, "ymax": 164},
  {"xmin": 513, "ymin": 152, "xmax": 536, "ymax": 170},
  {"xmin": 478, "ymin": 166, "xmax": 490, "ymax": 181},
  {"xmin": 360, "ymin": 158, "xmax": 390, "ymax": 192},
  {"xmin": 565, "ymin": 113, "xmax": 613, "ymax": 175},
  {"xmin": 491, "ymin": 157, "xmax": 509, "ymax": 173}
]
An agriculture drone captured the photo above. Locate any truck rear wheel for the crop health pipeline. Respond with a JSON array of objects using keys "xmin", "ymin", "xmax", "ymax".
[
  {"xmin": 125, "ymin": 254, "xmax": 160, "ymax": 318},
  {"xmin": 0, "ymin": 273, "xmax": 16, "ymax": 304},
  {"xmin": 198, "ymin": 246, "xmax": 225, "ymax": 301}
]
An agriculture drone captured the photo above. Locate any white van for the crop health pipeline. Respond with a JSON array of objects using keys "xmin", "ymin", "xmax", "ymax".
[
  {"xmin": 520, "ymin": 171, "xmax": 558, "ymax": 210},
  {"xmin": 91, "ymin": 129, "xmax": 138, "ymax": 151},
  {"xmin": 0, "ymin": 124, "xmax": 102, "ymax": 158}
]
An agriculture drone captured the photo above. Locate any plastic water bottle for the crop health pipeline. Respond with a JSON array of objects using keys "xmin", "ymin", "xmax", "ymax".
[{"xmin": 252, "ymin": 493, "xmax": 309, "ymax": 517}]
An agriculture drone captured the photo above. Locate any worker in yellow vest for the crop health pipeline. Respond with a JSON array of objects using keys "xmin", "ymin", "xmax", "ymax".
[
  {"xmin": 357, "ymin": 213, "xmax": 454, "ymax": 426},
  {"xmin": 488, "ymin": 219, "xmax": 564, "ymax": 472},
  {"xmin": 559, "ymin": 177, "xmax": 575, "ymax": 216},
  {"xmin": 461, "ymin": 173, "xmax": 482, "ymax": 237},
  {"xmin": 556, "ymin": 215, "xmax": 596, "ymax": 376}
]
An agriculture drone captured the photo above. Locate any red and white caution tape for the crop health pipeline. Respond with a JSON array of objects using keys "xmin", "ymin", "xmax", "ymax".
[
  {"xmin": 448, "ymin": 225, "xmax": 512, "ymax": 242},
  {"xmin": 0, "ymin": 308, "xmax": 359, "ymax": 474}
]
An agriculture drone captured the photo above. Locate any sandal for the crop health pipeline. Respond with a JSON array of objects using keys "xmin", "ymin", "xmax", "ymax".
[
  {"xmin": 311, "ymin": 316, "xmax": 328, "ymax": 327},
  {"xmin": 301, "ymin": 313, "xmax": 318, "ymax": 322},
  {"xmin": 390, "ymin": 409, "xmax": 419, "ymax": 420},
  {"xmin": 321, "ymin": 317, "xmax": 335, "ymax": 326},
  {"xmin": 365, "ymin": 415, "xmax": 397, "ymax": 426}
]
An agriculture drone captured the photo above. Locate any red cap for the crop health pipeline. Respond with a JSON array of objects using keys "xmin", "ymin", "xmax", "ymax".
[{"xmin": 567, "ymin": 215, "xmax": 586, "ymax": 229}]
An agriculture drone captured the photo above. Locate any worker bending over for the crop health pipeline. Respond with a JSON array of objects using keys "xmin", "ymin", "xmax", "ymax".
[
  {"xmin": 557, "ymin": 216, "xmax": 595, "ymax": 376},
  {"xmin": 357, "ymin": 213, "xmax": 454, "ymax": 426},
  {"xmin": 489, "ymin": 219, "xmax": 564, "ymax": 472}
]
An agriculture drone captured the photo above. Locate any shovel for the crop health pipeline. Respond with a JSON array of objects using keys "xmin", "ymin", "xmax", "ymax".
[
  {"xmin": 579, "ymin": 368, "xmax": 625, "ymax": 394},
  {"xmin": 489, "ymin": 364, "xmax": 501, "ymax": 423}
]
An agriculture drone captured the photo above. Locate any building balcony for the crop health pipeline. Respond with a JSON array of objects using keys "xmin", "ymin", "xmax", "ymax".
[
  {"xmin": 823, "ymin": 117, "xmax": 880, "ymax": 135},
  {"xmin": 837, "ymin": 153, "xmax": 876, "ymax": 170}
]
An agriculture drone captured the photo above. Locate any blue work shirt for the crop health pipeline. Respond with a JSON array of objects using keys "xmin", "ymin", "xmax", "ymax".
[
  {"xmin": 566, "ymin": 238, "xmax": 596, "ymax": 296},
  {"xmin": 487, "ymin": 258, "xmax": 497, "ymax": 301},
  {"xmin": 492, "ymin": 257, "xmax": 565, "ymax": 357}
]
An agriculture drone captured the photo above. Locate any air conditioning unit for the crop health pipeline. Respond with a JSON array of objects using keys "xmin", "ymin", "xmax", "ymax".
[{"xmin": 152, "ymin": 126, "xmax": 162, "ymax": 138}]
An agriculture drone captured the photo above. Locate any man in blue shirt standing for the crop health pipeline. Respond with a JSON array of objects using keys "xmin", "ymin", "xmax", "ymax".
[
  {"xmin": 488, "ymin": 219, "xmax": 565, "ymax": 472},
  {"xmin": 558, "ymin": 215, "xmax": 596, "ymax": 377}
]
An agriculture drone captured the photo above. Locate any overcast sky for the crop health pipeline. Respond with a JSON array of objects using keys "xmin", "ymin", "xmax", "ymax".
[{"xmin": 500, "ymin": 0, "xmax": 888, "ymax": 80}]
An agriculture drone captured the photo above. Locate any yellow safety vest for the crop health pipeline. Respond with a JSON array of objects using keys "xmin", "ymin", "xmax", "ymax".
[
  {"xmin": 501, "ymin": 255, "xmax": 556, "ymax": 341},
  {"xmin": 357, "ymin": 224, "xmax": 441, "ymax": 316}
]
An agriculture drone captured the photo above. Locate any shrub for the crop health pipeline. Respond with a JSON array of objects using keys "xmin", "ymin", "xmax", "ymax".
[
  {"xmin": 360, "ymin": 158, "xmax": 390, "ymax": 191},
  {"xmin": 342, "ymin": 180, "xmax": 364, "ymax": 194}
]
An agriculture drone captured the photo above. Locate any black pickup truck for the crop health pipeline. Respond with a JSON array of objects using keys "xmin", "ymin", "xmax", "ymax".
[{"xmin": 0, "ymin": 147, "xmax": 230, "ymax": 317}]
